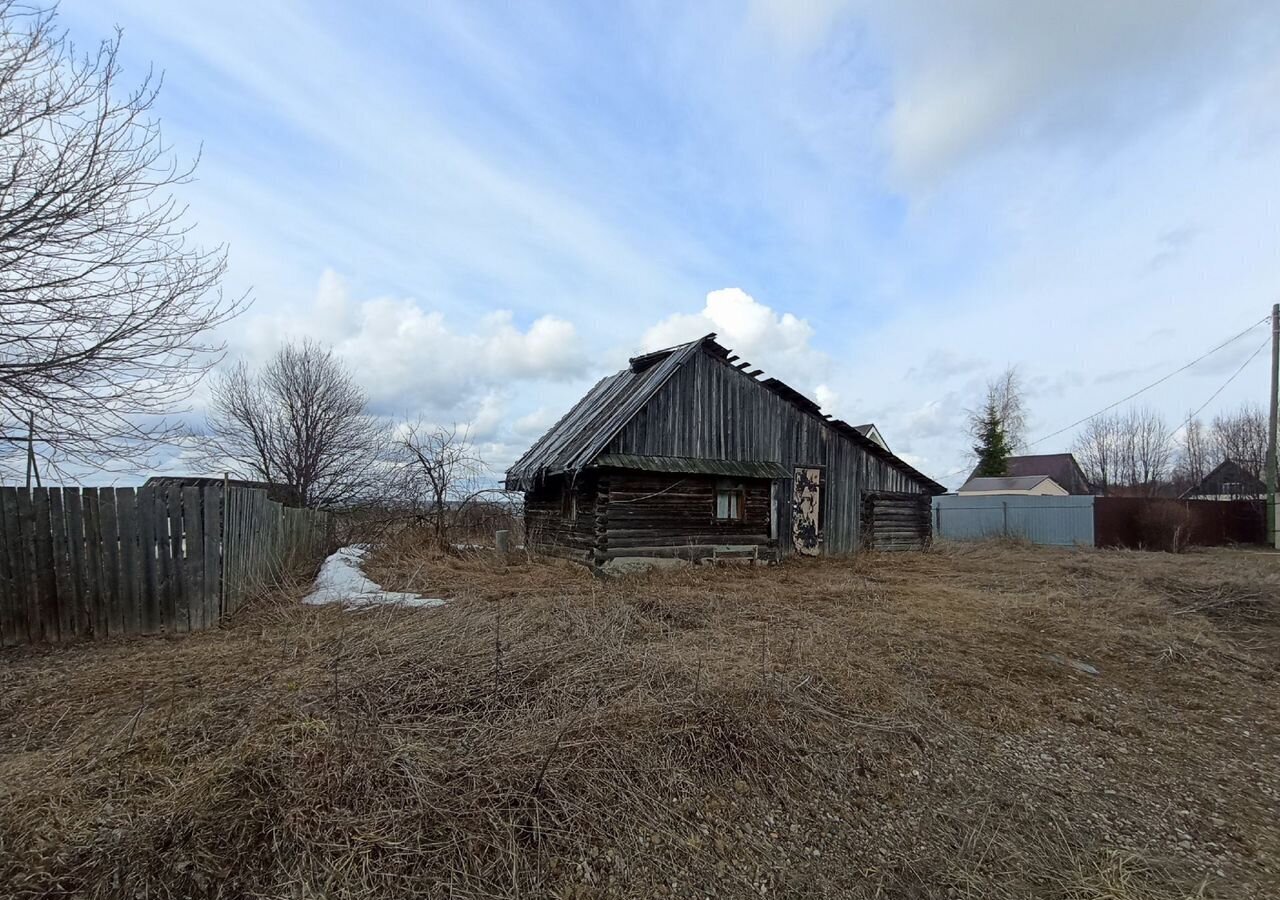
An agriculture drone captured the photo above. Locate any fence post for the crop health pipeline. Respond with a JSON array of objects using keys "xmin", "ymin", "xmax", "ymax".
[{"xmin": 1002, "ymin": 501, "xmax": 1008, "ymax": 536}]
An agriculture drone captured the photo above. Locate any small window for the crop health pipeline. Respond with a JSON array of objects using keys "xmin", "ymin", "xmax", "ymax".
[
  {"xmin": 715, "ymin": 479, "xmax": 744, "ymax": 521},
  {"xmin": 1223, "ymin": 482, "xmax": 1243, "ymax": 495}
]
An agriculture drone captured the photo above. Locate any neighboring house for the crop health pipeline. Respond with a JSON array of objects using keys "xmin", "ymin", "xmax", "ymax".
[
  {"xmin": 852, "ymin": 423, "xmax": 889, "ymax": 451},
  {"xmin": 505, "ymin": 334, "xmax": 945, "ymax": 567},
  {"xmin": 1179, "ymin": 459, "xmax": 1266, "ymax": 501},
  {"xmin": 967, "ymin": 453, "xmax": 1094, "ymax": 495},
  {"xmin": 143, "ymin": 476, "xmax": 302, "ymax": 507},
  {"xmin": 956, "ymin": 475, "xmax": 1068, "ymax": 496}
]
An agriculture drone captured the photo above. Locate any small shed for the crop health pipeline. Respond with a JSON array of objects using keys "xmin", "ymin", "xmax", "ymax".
[{"xmin": 505, "ymin": 334, "xmax": 945, "ymax": 567}]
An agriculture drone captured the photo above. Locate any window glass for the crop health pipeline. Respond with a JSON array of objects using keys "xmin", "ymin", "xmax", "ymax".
[{"xmin": 715, "ymin": 479, "xmax": 742, "ymax": 520}]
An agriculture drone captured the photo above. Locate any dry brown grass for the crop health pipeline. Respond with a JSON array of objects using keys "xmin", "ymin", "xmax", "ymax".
[{"xmin": 1, "ymin": 535, "xmax": 1277, "ymax": 899}]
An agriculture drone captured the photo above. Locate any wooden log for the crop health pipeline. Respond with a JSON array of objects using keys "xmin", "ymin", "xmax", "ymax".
[{"xmin": 598, "ymin": 544, "xmax": 760, "ymax": 561}]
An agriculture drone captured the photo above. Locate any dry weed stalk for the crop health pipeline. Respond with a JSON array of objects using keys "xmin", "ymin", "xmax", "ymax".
[{"xmin": 0, "ymin": 539, "xmax": 1276, "ymax": 898}]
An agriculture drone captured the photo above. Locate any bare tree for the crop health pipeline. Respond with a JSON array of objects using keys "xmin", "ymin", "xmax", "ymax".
[
  {"xmin": 1120, "ymin": 406, "xmax": 1173, "ymax": 495},
  {"xmin": 1072, "ymin": 412, "xmax": 1123, "ymax": 493},
  {"xmin": 1210, "ymin": 404, "xmax": 1267, "ymax": 480},
  {"xmin": 1172, "ymin": 416, "xmax": 1211, "ymax": 494},
  {"xmin": 1073, "ymin": 406, "xmax": 1172, "ymax": 496},
  {"xmin": 0, "ymin": 4, "xmax": 244, "ymax": 477},
  {"xmin": 390, "ymin": 421, "xmax": 489, "ymax": 547},
  {"xmin": 203, "ymin": 340, "xmax": 386, "ymax": 508},
  {"xmin": 967, "ymin": 366, "xmax": 1028, "ymax": 463}
]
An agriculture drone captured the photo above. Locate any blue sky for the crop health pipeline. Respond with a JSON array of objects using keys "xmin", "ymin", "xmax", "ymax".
[{"xmin": 58, "ymin": 0, "xmax": 1280, "ymax": 486}]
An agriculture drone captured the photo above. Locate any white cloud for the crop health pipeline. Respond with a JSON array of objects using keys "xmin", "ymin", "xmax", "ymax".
[
  {"xmin": 868, "ymin": 0, "xmax": 1277, "ymax": 183},
  {"xmin": 242, "ymin": 269, "xmax": 588, "ymax": 419},
  {"xmin": 813, "ymin": 384, "xmax": 840, "ymax": 417},
  {"xmin": 642, "ymin": 288, "xmax": 832, "ymax": 401}
]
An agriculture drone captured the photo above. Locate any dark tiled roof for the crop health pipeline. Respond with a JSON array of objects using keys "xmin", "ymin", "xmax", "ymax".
[
  {"xmin": 968, "ymin": 453, "xmax": 1093, "ymax": 494},
  {"xmin": 958, "ymin": 475, "xmax": 1060, "ymax": 493}
]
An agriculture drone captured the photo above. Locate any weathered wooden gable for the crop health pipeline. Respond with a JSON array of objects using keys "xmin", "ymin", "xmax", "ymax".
[{"xmin": 604, "ymin": 346, "xmax": 930, "ymax": 554}]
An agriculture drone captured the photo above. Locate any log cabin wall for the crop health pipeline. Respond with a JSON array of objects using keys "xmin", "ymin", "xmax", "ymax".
[
  {"xmin": 605, "ymin": 349, "xmax": 927, "ymax": 555},
  {"xmin": 861, "ymin": 491, "xmax": 933, "ymax": 551},
  {"xmin": 524, "ymin": 473, "xmax": 600, "ymax": 563},
  {"xmin": 596, "ymin": 470, "xmax": 773, "ymax": 563}
]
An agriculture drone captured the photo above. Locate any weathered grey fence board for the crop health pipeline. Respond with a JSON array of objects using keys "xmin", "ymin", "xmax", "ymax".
[
  {"xmin": 202, "ymin": 488, "xmax": 220, "ymax": 624},
  {"xmin": 0, "ymin": 483, "xmax": 330, "ymax": 645},
  {"xmin": 31, "ymin": 488, "xmax": 59, "ymax": 642},
  {"xmin": 0, "ymin": 488, "xmax": 17, "ymax": 645},
  {"xmin": 64, "ymin": 489, "xmax": 87, "ymax": 638},
  {"xmin": 15, "ymin": 490, "xmax": 38, "ymax": 643},
  {"xmin": 118, "ymin": 488, "xmax": 142, "ymax": 634},
  {"xmin": 48, "ymin": 489, "xmax": 71, "ymax": 639},
  {"xmin": 164, "ymin": 486, "xmax": 183, "ymax": 633},
  {"xmin": 98, "ymin": 489, "xmax": 121, "ymax": 636},
  {"xmin": 183, "ymin": 486, "xmax": 204, "ymax": 630},
  {"xmin": 82, "ymin": 489, "xmax": 106, "ymax": 638}
]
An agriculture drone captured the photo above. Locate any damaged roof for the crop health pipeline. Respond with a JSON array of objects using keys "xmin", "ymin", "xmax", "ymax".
[{"xmin": 505, "ymin": 334, "xmax": 944, "ymax": 493}]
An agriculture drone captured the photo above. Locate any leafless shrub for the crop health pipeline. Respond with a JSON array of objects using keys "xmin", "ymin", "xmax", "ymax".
[
  {"xmin": 0, "ymin": 3, "xmax": 245, "ymax": 478},
  {"xmin": 1135, "ymin": 501, "xmax": 1191, "ymax": 553},
  {"xmin": 387, "ymin": 420, "xmax": 519, "ymax": 548}
]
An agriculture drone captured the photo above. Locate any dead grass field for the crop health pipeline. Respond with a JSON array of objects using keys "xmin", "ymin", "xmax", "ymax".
[{"xmin": 1, "ymin": 538, "xmax": 1278, "ymax": 899}]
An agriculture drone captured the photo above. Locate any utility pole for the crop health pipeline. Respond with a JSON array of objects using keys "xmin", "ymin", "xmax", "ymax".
[
  {"xmin": 24, "ymin": 412, "xmax": 40, "ymax": 489},
  {"xmin": 1268, "ymin": 303, "xmax": 1279, "ymax": 548}
]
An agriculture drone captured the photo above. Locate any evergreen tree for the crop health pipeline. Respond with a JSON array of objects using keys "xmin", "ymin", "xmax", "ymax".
[{"xmin": 972, "ymin": 401, "xmax": 1011, "ymax": 477}]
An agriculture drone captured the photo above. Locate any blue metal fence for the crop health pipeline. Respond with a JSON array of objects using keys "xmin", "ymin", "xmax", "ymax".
[{"xmin": 932, "ymin": 494, "xmax": 1095, "ymax": 547}]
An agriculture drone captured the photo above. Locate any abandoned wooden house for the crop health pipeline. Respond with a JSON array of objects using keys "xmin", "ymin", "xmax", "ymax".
[{"xmin": 505, "ymin": 334, "xmax": 945, "ymax": 567}]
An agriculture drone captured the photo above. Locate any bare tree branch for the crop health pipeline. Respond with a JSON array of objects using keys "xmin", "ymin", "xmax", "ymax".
[
  {"xmin": 202, "ymin": 340, "xmax": 386, "ymax": 508},
  {"xmin": 388, "ymin": 421, "xmax": 490, "ymax": 548},
  {"xmin": 0, "ymin": 3, "xmax": 246, "ymax": 477}
]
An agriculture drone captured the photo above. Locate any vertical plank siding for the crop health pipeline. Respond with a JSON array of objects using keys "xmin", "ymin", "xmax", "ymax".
[
  {"xmin": 0, "ymin": 485, "xmax": 331, "ymax": 646},
  {"xmin": 605, "ymin": 351, "xmax": 929, "ymax": 556}
]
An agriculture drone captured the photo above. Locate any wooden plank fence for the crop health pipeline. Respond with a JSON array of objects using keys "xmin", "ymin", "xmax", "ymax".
[{"xmin": 0, "ymin": 486, "xmax": 331, "ymax": 646}]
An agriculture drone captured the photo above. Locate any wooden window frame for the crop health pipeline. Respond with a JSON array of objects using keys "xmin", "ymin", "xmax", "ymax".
[{"xmin": 714, "ymin": 479, "xmax": 745, "ymax": 522}]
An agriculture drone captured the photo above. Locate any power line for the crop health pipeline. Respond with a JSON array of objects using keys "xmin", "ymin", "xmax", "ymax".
[
  {"xmin": 1022, "ymin": 315, "xmax": 1269, "ymax": 451},
  {"xmin": 933, "ymin": 315, "xmax": 1270, "ymax": 483},
  {"xmin": 1181, "ymin": 337, "xmax": 1269, "ymax": 427}
]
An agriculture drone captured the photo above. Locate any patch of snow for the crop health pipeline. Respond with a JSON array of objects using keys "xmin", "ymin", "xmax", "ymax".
[{"xmin": 303, "ymin": 545, "xmax": 446, "ymax": 609}]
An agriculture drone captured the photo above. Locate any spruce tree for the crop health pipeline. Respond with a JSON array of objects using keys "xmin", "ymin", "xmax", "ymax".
[{"xmin": 972, "ymin": 401, "xmax": 1011, "ymax": 477}]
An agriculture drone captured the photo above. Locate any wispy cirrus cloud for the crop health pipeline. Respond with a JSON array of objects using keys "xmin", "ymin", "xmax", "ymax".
[{"xmin": 52, "ymin": 0, "xmax": 1280, "ymax": 484}]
